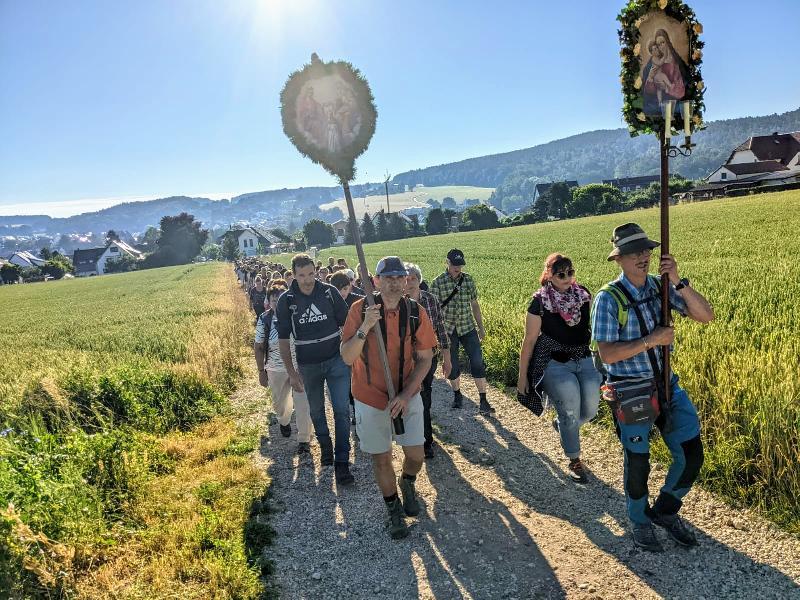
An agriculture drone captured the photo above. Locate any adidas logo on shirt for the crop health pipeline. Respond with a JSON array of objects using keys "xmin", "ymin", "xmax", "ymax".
[{"xmin": 298, "ymin": 303, "xmax": 328, "ymax": 325}]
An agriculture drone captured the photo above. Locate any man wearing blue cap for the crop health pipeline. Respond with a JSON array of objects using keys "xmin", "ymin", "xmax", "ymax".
[{"xmin": 341, "ymin": 256, "xmax": 438, "ymax": 539}]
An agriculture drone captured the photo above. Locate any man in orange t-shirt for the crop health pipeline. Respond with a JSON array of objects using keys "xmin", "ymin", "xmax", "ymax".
[{"xmin": 341, "ymin": 256, "xmax": 437, "ymax": 539}]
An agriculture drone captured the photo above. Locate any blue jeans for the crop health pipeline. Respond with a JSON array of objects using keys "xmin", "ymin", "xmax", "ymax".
[
  {"xmin": 298, "ymin": 355, "xmax": 352, "ymax": 463},
  {"xmin": 540, "ymin": 356, "xmax": 602, "ymax": 459},
  {"xmin": 617, "ymin": 375, "xmax": 703, "ymax": 524},
  {"xmin": 447, "ymin": 328, "xmax": 486, "ymax": 380}
]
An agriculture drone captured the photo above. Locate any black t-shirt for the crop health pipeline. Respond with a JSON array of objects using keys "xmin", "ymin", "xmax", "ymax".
[{"xmin": 527, "ymin": 287, "xmax": 592, "ymax": 347}]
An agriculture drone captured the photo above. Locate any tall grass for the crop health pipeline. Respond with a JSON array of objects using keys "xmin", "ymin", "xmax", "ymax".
[
  {"xmin": 297, "ymin": 190, "xmax": 800, "ymax": 531},
  {"xmin": 0, "ymin": 263, "xmax": 268, "ymax": 597}
]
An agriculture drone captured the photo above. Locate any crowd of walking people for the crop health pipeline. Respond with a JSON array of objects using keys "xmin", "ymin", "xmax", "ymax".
[{"xmin": 245, "ymin": 221, "xmax": 715, "ymax": 551}]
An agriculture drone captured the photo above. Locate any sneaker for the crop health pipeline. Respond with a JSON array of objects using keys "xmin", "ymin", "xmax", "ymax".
[
  {"xmin": 385, "ymin": 498, "xmax": 409, "ymax": 540},
  {"xmin": 319, "ymin": 436, "xmax": 334, "ymax": 466},
  {"xmin": 424, "ymin": 443, "xmax": 434, "ymax": 460},
  {"xmin": 279, "ymin": 424, "xmax": 292, "ymax": 438},
  {"xmin": 451, "ymin": 393, "xmax": 463, "ymax": 409},
  {"xmin": 568, "ymin": 458, "xmax": 588, "ymax": 484},
  {"xmin": 335, "ymin": 462, "xmax": 355, "ymax": 486},
  {"xmin": 398, "ymin": 476, "xmax": 420, "ymax": 516},
  {"xmin": 479, "ymin": 397, "xmax": 495, "ymax": 415},
  {"xmin": 631, "ymin": 523, "xmax": 664, "ymax": 553},
  {"xmin": 650, "ymin": 511, "xmax": 698, "ymax": 546},
  {"xmin": 297, "ymin": 442, "xmax": 310, "ymax": 454}
]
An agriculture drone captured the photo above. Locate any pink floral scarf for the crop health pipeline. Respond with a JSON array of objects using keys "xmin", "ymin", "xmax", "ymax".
[{"xmin": 535, "ymin": 282, "xmax": 591, "ymax": 327}]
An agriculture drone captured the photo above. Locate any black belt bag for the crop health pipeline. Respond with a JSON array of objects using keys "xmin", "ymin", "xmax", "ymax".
[{"xmin": 601, "ymin": 377, "xmax": 660, "ymax": 426}]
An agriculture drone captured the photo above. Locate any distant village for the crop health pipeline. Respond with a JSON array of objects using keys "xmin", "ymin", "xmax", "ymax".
[{"xmin": 2, "ymin": 131, "xmax": 799, "ymax": 284}]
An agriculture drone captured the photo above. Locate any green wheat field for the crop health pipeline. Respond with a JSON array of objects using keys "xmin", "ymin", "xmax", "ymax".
[{"xmin": 303, "ymin": 190, "xmax": 800, "ymax": 532}]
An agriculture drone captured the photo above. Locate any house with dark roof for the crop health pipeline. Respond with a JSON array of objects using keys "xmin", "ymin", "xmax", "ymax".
[
  {"xmin": 706, "ymin": 131, "xmax": 800, "ymax": 184},
  {"xmin": 725, "ymin": 131, "xmax": 800, "ymax": 169},
  {"xmin": 532, "ymin": 181, "xmax": 579, "ymax": 203},
  {"xmin": 72, "ymin": 240, "xmax": 143, "ymax": 277},
  {"xmin": 602, "ymin": 175, "xmax": 660, "ymax": 192},
  {"xmin": 217, "ymin": 226, "xmax": 284, "ymax": 256}
]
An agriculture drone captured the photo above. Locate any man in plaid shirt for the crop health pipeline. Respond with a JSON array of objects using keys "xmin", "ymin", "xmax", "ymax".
[
  {"xmin": 405, "ymin": 263, "xmax": 452, "ymax": 458},
  {"xmin": 430, "ymin": 249, "xmax": 494, "ymax": 415},
  {"xmin": 592, "ymin": 223, "xmax": 714, "ymax": 553}
]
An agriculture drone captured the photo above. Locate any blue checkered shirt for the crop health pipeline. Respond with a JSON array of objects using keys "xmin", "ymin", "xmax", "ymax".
[{"xmin": 591, "ymin": 274, "xmax": 687, "ymax": 379}]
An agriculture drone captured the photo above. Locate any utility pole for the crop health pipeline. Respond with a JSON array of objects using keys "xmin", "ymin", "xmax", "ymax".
[{"xmin": 384, "ymin": 170, "xmax": 391, "ymax": 214}]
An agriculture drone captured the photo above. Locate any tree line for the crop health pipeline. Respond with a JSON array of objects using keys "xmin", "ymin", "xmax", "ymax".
[{"xmin": 296, "ymin": 177, "xmax": 696, "ymax": 249}]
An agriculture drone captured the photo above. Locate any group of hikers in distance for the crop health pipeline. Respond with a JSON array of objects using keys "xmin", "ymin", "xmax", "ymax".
[{"xmin": 247, "ymin": 220, "xmax": 715, "ymax": 552}]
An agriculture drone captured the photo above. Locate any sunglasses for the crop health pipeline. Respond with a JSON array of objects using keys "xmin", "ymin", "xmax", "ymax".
[{"xmin": 553, "ymin": 269, "xmax": 576, "ymax": 280}]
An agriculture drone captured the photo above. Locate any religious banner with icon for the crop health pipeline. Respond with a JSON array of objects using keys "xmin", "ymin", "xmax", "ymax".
[
  {"xmin": 280, "ymin": 53, "xmax": 377, "ymax": 183},
  {"xmin": 618, "ymin": 0, "xmax": 705, "ymax": 138}
]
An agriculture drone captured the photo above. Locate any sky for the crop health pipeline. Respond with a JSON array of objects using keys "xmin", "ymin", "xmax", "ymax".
[{"xmin": 1, "ymin": 0, "xmax": 798, "ymax": 217}]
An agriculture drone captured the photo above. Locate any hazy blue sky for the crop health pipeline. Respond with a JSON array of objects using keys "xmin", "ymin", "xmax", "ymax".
[{"xmin": 1, "ymin": 0, "xmax": 798, "ymax": 216}]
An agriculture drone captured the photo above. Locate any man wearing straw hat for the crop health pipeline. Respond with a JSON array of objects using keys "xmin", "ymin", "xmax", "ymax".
[{"xmin": 592, "ymin": 223, "xmax": 714, "ymax": 553}]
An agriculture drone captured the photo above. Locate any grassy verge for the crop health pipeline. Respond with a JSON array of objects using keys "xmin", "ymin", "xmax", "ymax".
[{"xmin": 0, "ymin": 264, "xmax": 272, "ymax": 597}]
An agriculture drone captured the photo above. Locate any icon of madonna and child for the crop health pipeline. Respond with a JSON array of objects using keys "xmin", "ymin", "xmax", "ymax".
[
  {"xmin": 295, "ymin": 74, "xmax": 363, "ymax": 155},
  {"xmin": 639, "ymin": 18, "xmax": 691, "ymax": 119}
]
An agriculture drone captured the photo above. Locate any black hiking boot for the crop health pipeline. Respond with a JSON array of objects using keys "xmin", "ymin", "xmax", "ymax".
[
  {"xmin": 334, "ymin": 461, "xmax": 355, "ymax": 486},
  {"xmin": 297, "ymin": 442, "xmax": 310, "ymax": 454},
  {"xmin": 319, "ymin": 436, "xmax": 334, "ymax": 466},
  {"xmin": 631, "ymin": 523, "xmax": 664, "ymax": 553},
  {"xmin": 279, "ymin": 424, "xmax": 292, "ymax": 438},
  {"xmin": 451, "ymin": 392, "xmax": 463, "ymax": 409},
  {"xmin": 478, "ymin": 397, "xmax": 495, "ymax": 415},
  {"xmin": 568, "ymin": 458, "xmax": 588, "ymax": 484},
  {"xmin": 649, "ymin": 511, "xmax": 698, "ymax": 546},
  {"xmin": 398, "ymin": 476, "xmax": 420, "ymax": 516},
  {"xmin": 385, "ymin": 498, "xmax": 409, "ymax": 540}
]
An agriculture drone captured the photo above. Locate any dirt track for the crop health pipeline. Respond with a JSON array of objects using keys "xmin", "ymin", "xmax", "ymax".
[{"xmin": 250, "ymin": 372, "xmax": 800, "ymax": 599}]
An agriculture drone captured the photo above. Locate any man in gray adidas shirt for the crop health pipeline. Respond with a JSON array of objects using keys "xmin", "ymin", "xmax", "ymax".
[{"xmin": 276, "ymin": 254, "xmax": 354, "ymax": 485}]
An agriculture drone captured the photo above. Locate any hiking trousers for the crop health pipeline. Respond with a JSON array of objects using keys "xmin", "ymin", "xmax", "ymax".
[
  {"xmin": 267, "ymin": 369, "xmax": 312, "ymax": 443},
  {"xmin": 616, "ymin": 374, "xmax": 704, "ymax": 525},
  {"xmin": 420, "ymin": 356, "xmax": 439, "ymax": 447}
]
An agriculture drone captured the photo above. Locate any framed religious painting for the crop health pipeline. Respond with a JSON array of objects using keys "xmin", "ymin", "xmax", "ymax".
[{"xmin": 618, "ymin": 1, "xmax": 705, "ymax": 137}]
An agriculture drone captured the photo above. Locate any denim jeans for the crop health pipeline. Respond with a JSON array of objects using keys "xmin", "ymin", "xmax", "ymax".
[
  {"xmin": 447, "ymin": 328, "xmax": 487, "ymax": 380},
  {"xmin": 420, "ymin": 356, "xmax": 439, "ymax": 447},
  {"xmin": 540, "ymin": 356, "xmax": 602, "ymax": 459},
  {"xmin": 298, "ymin": 354, "xmax": 352, "ymax": 463},
  {"xmin": 617, "ymin": 374, "xmax": 703, "ymax": 525}
]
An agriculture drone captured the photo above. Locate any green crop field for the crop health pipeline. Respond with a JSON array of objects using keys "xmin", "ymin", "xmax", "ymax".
[
  {"xmin": 0, "ymin": 263, "xmax": 271, "ymax": 598},
  {"xmin": 291, "ymin": 190, "xmax": 800, "ymax": 532},
  {"xmin": 319, "ymin": 184, "xmax": 494, "ymax": 215}
]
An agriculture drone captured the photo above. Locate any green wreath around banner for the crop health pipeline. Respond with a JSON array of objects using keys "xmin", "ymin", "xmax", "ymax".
[
  {"xmin": 280, "ymin": 55, "xmax": 378, "ymax": 183},
  {"xmin": 618, "ymin": 0, "xmax": 705, "ymax": 137}
]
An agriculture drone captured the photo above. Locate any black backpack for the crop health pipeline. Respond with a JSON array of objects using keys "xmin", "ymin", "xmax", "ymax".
[{"xmin": 360, "ymin": 293, "xmax": 420, "ymax": 391}]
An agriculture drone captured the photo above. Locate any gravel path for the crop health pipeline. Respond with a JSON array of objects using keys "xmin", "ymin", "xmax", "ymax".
[{"xmin": 252, "ymin": 373, "xmax": 800, "ymax": 599}]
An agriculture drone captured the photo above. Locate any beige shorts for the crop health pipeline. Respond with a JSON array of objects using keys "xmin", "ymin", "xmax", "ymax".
[{"xmin": 354, "ymin": 393, "xmax": 425, "ymax": 454}]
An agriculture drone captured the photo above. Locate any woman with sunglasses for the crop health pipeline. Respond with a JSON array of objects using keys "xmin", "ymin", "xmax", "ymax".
[{"xmin": 517, "ymin": 253, "xmax": 602, "ymax": 482}]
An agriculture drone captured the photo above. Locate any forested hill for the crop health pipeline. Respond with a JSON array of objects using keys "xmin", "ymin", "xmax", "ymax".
[{"xmin": 392, "ymin": 107, "xmax": 800, "ymax": 187}]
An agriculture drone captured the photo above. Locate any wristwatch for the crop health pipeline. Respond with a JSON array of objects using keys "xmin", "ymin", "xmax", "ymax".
[
  {"xmin": 356, "ymin": 329, "xmax": 367, "ymax": 340},
  {"xmin": 675, "ymin": 277, "xmax": 690, "ymax": 291}
]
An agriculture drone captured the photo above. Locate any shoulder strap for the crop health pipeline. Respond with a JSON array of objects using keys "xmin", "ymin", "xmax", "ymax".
[
  {"xmin": 611, "ymin": 281, "xmax": 662, "ymax": 377},
  {"xmin": 440, "ymin": 274, "xmax": 465, "ymax": 309},
  {"xmin": 407, "ymin": 297, "xmax": 420, "ymax": 343}
]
